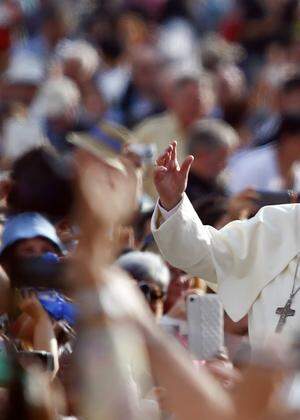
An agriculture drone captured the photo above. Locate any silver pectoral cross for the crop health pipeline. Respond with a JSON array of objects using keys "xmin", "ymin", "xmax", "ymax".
[{"xmin": 275, "ymin": 298, "xmax": 295, "ymax": 333}]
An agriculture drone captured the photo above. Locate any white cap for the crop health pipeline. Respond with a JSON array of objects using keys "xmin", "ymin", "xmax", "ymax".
[
  {"xmin": 55, "ymin": 39, "xmax": 100, "ymax": 77},
  {"xmin": 5, "ymin": 53, "xmax": 44, "ymax": 85},
  {"xmin": 30, "ymin": 76, "xmax": 81, "ymax": 118}
]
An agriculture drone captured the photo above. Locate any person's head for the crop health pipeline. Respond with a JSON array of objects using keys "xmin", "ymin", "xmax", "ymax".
[
  {"xmin": 170, "ymin": 72, "xmax": 215, "ymax": 128},
  {"xmin": 7, "ymin": 147, "xmax": 74, "ymax": 221},
  {"xmin": 55, "ymin": 40, "xmax": 100, "ymax": 87},
  {"xmin": 40, "ymin": 3, "xmax": 76, "ymax": 47},
  {"xmin": 84, "ymin": 9, "xmax": 124, "ymax": 64},
  {"xmin": 0, "ymin": 212, "xmax": 63, "ymax": 275},
  {"xmin": 30, "ymin": 77, "xmax": 80, "ymax": 131},
  {"xmin": 188, "ymin": 119, "xmax": 239, "ymax": 180},
  {"xmin": 278, "ymin": 74, "xmax": 300, "ymax": 115},
  {"xmin": 216, "ymin": 65, "xmax": 247, "ymax": 110},
  {"xmin": 277, "ymin": 114, "xmax": 300, "ymax": 161},
  {"xmin": 130, "ymin": 46, "xmax": 166, "ymax": 96},
  {"xmin": 117, "ymin": 251, "xmax": 170, "ymax": 320},
  {"xmin": 200, "ymin": 34, "xmax": 244, "ymax": 73}
]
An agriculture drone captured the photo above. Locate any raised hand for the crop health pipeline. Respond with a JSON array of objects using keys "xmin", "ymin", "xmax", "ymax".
[
  {"xmin": 18, "ymin": 289, "xmax": 48, "ymax": 322},
  {"xmin": 154, "ymin": 141, "xmax": 194, "ymax": 210}
]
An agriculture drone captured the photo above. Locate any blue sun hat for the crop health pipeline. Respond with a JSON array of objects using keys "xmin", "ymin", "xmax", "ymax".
[{"xmin": 0, "ymin": 212, "xmax": 64, "ymax": 257}]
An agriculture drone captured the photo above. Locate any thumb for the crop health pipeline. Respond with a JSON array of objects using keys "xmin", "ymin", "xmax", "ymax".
[{"xmin": 179, "ymin": 155, "xmax": 194, "ymax": 179}]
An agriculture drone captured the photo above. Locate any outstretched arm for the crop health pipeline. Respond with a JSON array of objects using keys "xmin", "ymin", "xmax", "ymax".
[{"xmin": 152, "ymin": 142, "xmax": 300, "ymax": 321}]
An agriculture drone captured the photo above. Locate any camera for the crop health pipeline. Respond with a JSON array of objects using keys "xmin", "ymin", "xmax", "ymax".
[{"xmin": 255, "ymin": 190, "xmax": 299, "ymax": 209}]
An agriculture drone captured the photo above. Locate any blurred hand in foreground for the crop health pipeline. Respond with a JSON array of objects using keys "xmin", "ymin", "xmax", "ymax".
[{"xmin": 75, "ymin": 150, "xmax": 139, "ymax": 227}]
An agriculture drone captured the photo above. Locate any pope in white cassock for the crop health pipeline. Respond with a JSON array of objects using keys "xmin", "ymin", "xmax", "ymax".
[{"xmin": 151, "ymin": 141, "xmax": 300, "ymax": 347}]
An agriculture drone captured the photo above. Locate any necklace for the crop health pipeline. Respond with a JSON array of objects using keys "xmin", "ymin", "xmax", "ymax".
[{"xmin": 275, "ymin": 255, "xmax": 300, "ymax": 333}]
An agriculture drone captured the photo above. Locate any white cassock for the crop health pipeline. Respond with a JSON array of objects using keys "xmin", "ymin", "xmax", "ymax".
[{"xmin": 151, "ymin": 194, "xmax": 300, "ymax": 347}]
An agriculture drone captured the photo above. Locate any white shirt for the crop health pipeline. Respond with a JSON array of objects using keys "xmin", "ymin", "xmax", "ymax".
[
  {"xmin": 228, "ymin": 144, "xmax": 300, "ymax": 194},
  {"xmin": 152, "ymin": 195, "xmax": 300, "ymax": 347},
  {"xmin": 1, "ymin": 116, "xmax": 48, "ymax": 162}
]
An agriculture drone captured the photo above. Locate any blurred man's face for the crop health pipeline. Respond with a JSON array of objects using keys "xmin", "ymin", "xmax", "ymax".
[
  {"xmin": 172, "ymin": 81, "xmax": 214, "ymax": 128},
  {"xmin": 63, "ymin": 57, "xmax": 95, "ymax": 87},
  {"xmin": 132, "ymin": 52, "xmax": 162, "ymax": 95},
  {"xmin": 191, "ymin": 146, "xmax": 230, "ymax": 180},
  {"xmin": 14, "ymin": 238, "xmax": 57, "ymax": 259},
  {"xmin": 216, "ymin": 66, "xmax": 246, "ymax": 108},
  {"xmin": 173, "ymin": 82, "xmax": 202, "ymax": 127}
]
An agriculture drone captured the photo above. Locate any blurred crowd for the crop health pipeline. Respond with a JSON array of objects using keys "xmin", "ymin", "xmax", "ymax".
[{"xmin": 0, "ymin": 0, "xmax": 298, "ymax": 419}]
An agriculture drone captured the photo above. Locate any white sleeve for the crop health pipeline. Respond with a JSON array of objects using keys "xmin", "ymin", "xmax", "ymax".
[
  {"xmin": 151, "ymin": 194, "xmax": 300, "ymax": 321},
  {"xmin": 157, "ymin": 199, "xmax": 182, "ymax": 220}
]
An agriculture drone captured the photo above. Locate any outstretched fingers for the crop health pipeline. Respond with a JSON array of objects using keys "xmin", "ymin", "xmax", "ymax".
[
  {"xmin": 156, "ymin": 145, "xmax": 172, "ymax": 168},
  {"xmin": 170, "ymin": 141, "xmax": 179, "ymax": 171},
  {"xmin": 180, "ymin": 155, "xmax": 194, "ymax": 179},
  {"xmin": 156, "ymin": 153, "xmax": 166, "ymax": 167}
]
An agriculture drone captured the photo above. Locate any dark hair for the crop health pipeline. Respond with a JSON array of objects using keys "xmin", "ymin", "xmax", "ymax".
[
  {"xmin": 222, "ymin": 97, "xmax": 249, "ymax": 129},
  {"xmin": 192, "ymin": 196, "xmax": 228, "ymax": 227},
  {"xmin": 188, "ymin": 119, "xmax": 238, "ymax": 155},
  {"xmin": 277, "ymin": 114, "xmax": 300, "ymax": 140},
  {"xmin": 7, "ymin": 148, "xmax": 74, "ymax": 220},
  {"xmin": 280, "ymin": 74, "xmax": 300, "ymax": 94},
  {"xmin": 99, "ymin": 37, "xmax": 124, "ymax": 61},
  {"xmin": 117, "ymin": 251, "xmax": 170, "ymax": 295}
]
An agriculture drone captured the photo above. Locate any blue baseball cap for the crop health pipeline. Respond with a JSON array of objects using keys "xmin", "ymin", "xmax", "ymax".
[{"xmin": 0, "ymin": 212, "xmax": 64, "ymax": 257}]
